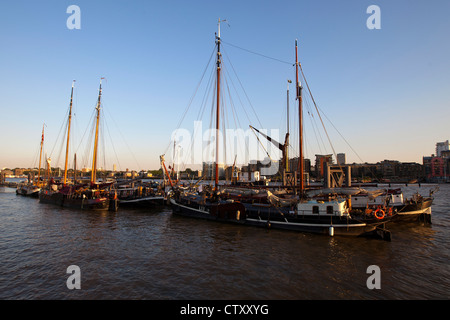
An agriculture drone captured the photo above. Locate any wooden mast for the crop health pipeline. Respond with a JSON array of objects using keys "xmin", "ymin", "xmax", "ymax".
[
  {"xmin": 46, "ymin": 156, "xmax": 51, "ymax": 182},
  {"xmin": 91, "ymin": 78, "xmax": 103, "ymax": 185},
  {"xmin": 63, "ymin": 80, "xmax": 75, "ymax": 186},
  {"xmin": 73, "ymin": 153, "xmax": 77, "ymax": 184},
  {"xmin": 37, "ymin": 123, "xmax": 45, "ymax": 187},
  {"xmin": 295, "ymin": 40, "xmax": 304, "ymax": 192},
  {"xmin": 214, "ymin": 19, "xmax": 223, "ymax": 192},
  {"xmin": 286, "ymin": 80, "xmax": 292, "ymax": 173}
]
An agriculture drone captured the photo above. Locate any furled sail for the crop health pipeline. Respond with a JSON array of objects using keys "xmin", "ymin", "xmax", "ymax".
[{"xmin": 267, "ymin": 190, "xmax": 299, "ymax": 207}]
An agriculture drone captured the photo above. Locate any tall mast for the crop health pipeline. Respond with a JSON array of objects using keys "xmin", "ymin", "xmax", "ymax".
[
  {"xmin": 286, "ymin": 80, "xmax": 291, "ymax": 173},
  {"xmin": 63, "ymin": 80, "xmax": 75, "ymax": 185},
  {"xmin": 295, "ymin": 40, "xmax": 304, "ymax": 192},
  {"xmin": 37, "ymin": 123, "xmax": 45, "ymax": 186},
  {"xmin": 91, "ymin": 78, "xmax": 103, "ymax": 185},
  {"xmin": 73, "ymin": 153, "xmax": 77, "ymax": 184},
  {"xmin": 214, "ymin": 19, "xmax": 224, "ymax": 192},
  {"xmin": 46, "ymin": 156, "xmax": 51, "ymax": 181}
]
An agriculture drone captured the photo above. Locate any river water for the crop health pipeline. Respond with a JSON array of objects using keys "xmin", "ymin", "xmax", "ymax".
[{"xmin": 0, "ymin": 183, "xmax": 449, "ymax": 300}]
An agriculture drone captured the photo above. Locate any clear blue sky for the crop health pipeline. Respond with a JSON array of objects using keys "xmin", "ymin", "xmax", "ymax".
[{"xmin": 1, "ymin": 0, "xmax": 449, "ymax": 172}]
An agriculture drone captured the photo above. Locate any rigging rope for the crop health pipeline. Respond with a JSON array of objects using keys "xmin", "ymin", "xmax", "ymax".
[
  {"xmin": 222, "ymin": 46, "xmax": 263, "ymax": 129},
  {"xmin": 222, "ymin": 40, "xmax": 292, "ymax": 66},
  {"xmin": 103, "ymin": 111, "xmax": 122, "ymax": 172},
  {"xmin": 209, "ymin": 40, "xmax": 377, "ymax": 183},
  {"xmin": 179, "ymin": 63, "xmax": 217, "ymax": 169},
  {"xmin": 299, "ymin": 62, "xmax": 378, "ymax": 180},
  {"xmin": 103, "ymin": 104, "xmax": 141, "ymax": 171},
  {"xmin": 299, "ymin": 63, "xmax": 338, "ymax": 161},
  {"xmin": 163, "ymin": 44, "xmax": 217, "ymax": 157},
  {"xmin": 250, "ymin": 128, "xmax": 273, "ymax": 162},
  {"xmin": 223, "ymin": 67, "xmax": 247, "ymax": 164}
]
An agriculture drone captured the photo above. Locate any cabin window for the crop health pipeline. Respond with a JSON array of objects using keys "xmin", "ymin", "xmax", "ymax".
[
  {"xmin": 327, "ymin": 206, "xmax": 334, "ymax": 214},
  {"xmin": 312, "ymin": 206, "xmax": 319, "ymax": 214}
]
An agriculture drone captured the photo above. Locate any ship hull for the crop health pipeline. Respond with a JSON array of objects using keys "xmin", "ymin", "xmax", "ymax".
[
  {"xmin": 351, "ymin": 198, "xmax": 433, "ymax": 224},
  {"xmin": 170, "ymin": 198, "xmax": 388, "ymax": 239},
  {"xmin": 170, "ymin": 198, "xmax": 246, "ymax": 223},
  {"xmin": 242, "ymin": 203, "xmax": 384, "ymax": 237},
  {"xmin": 16, "ymin": 187, "xmax": 40, "ymax": 198},
  {"xmin": 393, "ymin": 200, "xmax": 433, "ymax": 223},
  {"xmin": 119, "ymin": 196, "xmax": 165, "ymax": 208},
  {"xmin": 39, "ymin": 191, "xmax": 109, "ymax": 210},
  {"xmin": 16, "ymin": 183, "xmax": 41, "ymax": 198}
]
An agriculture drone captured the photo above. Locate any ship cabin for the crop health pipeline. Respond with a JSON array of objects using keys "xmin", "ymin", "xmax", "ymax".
[{"xmin": 297, "ymin": 200, "xmax": 349, "ymax": 217}]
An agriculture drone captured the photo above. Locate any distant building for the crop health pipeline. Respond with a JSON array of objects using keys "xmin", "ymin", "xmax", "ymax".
[
  {"xmin": 436, "ymin": 140, "xmax": 450, "ymax": 157},
  {"xmin": 288, "ymin": 157, "xmax": 311, "ymax": 175},
  {"xmin": 140, "ymin": 171, "xmax": 152, "ymax": 178},
  {"xmin": 315, "ymin": 154, "xmax": 333, "ymax": 180},
  {"xmin": 422, "ymin": 156, "xmax": 433, "ymax": 178},
  {"xmin": 350, "ymin": 163, "xmax": 379, "ymax": 181},
  {"xmin": 225, "ymin": 166, "xmax": 240, "ymax": 181},
  {"xmin": 337, "ymin": 153, "xmax": 346, "ymax": 165},
  {"xmin": 396, "ymin": 162, "xmax": 423, "ymax": 181},
  {"xmin": 239, "ymin": 171, "xmax": 260, "ymax": 182},
  {"xmin": 242, "ymin": 158, "xmax": 279, "ymax": 178},
  {"xmin": 202, "ymin": 162, "xmax": 225, "ymax": 180},
  {"xmin": 423, "ymin": 156, "xmax": 449, "ymax": 182},
  {"xmin": 380, "ymin": 160, "xmax": 398, "ymax": 178},
  {"xmin": 1, "ymin": 169, "xmax": 13, "ymax": 177}
]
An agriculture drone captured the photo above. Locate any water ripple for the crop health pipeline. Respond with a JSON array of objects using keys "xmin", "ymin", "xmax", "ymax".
[{"xmin": 0, "ymin": 184, "xmax": 449, "ymax": 299}]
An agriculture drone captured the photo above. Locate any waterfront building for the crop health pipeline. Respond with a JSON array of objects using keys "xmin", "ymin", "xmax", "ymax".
[
  {"xmin": 202, "ymin": 162, "xmax": 225, "ymax": 180},
  {"xmin": 380, "ymin": 160, "xmax": 398, "ymax": 178},
  {"xmin": 436, "ymin": 140, "xmax": 450, "ymax": 157},
  {"xmin": 315, "ymin": 154, "xmax": 333, "ymax": 180},
  {"xmin": 423, "ymin": 155, "xmax": 450, "ymax": 182},
  {"xmin": 349, "ymin": 163, "xmax": 380, "ymax": 181}
]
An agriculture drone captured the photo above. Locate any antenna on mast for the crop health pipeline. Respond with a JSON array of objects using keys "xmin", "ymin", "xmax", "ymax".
[{"xmin": 217, "ymin": 18, "xmax": 230, "ymax": 39}]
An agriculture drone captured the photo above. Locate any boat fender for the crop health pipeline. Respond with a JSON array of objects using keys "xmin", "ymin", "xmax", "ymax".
[{"xmin": 329, "ymin": 226, "xmax": 334, "ymax": 237}]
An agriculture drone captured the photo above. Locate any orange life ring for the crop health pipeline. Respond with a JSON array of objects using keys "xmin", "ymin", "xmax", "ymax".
[{"xmin": 374, "ymin": 208, "xmax": 385, "ymax": 219}]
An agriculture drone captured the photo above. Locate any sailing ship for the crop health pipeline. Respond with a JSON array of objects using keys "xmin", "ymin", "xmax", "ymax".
[
  {"xmin": 39, "ymin": 79, "xmax": 116, "ymax": 210},
  {"xmin": 16, "ymin": 124, "xmax": 46, "ymax": 197},
  {"xmin": 233, "ymin": 40, "xmax": 392, "ymax": 239},
  {"xmin": 168, "ymin": 20, "xmax": 391, "ymax": 239},
  {"xmin": 242, "ymin": 40, "xmax": 434, "ymax": 227},
  {"xmin": 169, "ymin": 19, "xmax": 249, "ymax": 225}
]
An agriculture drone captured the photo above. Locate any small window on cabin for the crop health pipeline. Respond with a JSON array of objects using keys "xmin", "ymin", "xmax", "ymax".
[
  {"xmin": 312, "ymin": 206, "xmax": 319, "ymax": 214},
  {"xmin": 327, "ymin": 206, "xmax": 334, "ymax": 214}
]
